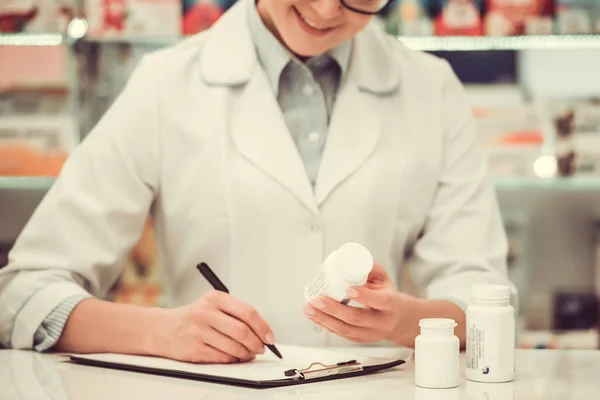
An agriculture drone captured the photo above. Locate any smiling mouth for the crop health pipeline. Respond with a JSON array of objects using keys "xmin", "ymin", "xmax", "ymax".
[{"xmin": 293, "ymin": 6, "xmax": 335, "ymax": 32}]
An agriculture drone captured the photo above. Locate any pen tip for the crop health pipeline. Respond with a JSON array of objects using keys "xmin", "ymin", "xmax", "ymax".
[{"xmin": 267, "ymin": 344, "xmax": 282, "ymax": 359}]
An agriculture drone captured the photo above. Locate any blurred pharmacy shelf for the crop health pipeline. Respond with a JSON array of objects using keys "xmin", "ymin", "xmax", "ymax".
[
  {"xmin": 0, "ymin": 177, "xmax": 55, "ymax": 190},
  {"xmin": 79, "ymin": 36, "xmax": 180, "ymax": 47},
  {"xmin": 495, "ymin": 177, "xmax": 600, "ymax": 192},
  {"xmin": 4, "ymin": 176, "xmax": 600, "ymax": 192},
  {"xmin": 0, "ymin": 33, "xmax": 64, "ymax": 47},
  {"xmin": 3, "ymin": 32, "xmax": 600, "ymax": 51},
  {"xmin": 72, "ymin": 34, "xmax": 600, "ymax": 51},
  {"xmin": 399, "ymin": 35, "xmax": 600, "ymax": 51}
]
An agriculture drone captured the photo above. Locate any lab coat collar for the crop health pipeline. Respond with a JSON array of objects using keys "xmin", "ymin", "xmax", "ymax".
[
  {"xmin": 202, "ymin": 0, "xmax": 395, "ymax": 214},
  {"xmin": 200, "ymin": 0, "xmax": 400, "ymax": 95}
]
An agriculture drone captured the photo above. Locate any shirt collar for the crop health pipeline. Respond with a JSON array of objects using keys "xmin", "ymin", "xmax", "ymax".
[{"xmin": 247, "ymin": 0, "xmax": 351, "ymax": 95}]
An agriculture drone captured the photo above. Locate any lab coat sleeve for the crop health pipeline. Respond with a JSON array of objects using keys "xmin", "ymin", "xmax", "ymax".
[
  {"xmin": 0, "ymin": 55, "xmax": 161, "ymax": 349},
  {"xmin": 409, "ymin": 61, "xmax": 517, "ymax": 311}
]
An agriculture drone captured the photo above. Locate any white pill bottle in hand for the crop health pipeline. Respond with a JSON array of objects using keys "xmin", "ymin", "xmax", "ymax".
[
  {"xmin": 304, "ymin": 242, "xmax": 373, "ymax": 304},
  {"xmin": 466, "ymin": 284, "xmax": 515, "ymax": 383}
]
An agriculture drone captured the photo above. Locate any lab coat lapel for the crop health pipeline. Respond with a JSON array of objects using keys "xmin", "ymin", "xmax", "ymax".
[
  {"xmin": 201, "ymin": 2, "xmax": 399, "ymax": 212},
  {"xmin": 315, "ymin": 82, "xmax": 382, "ymax": 206},
  {"xmin": 200, "ymin": 0, "xmax": 318, "ymax": 214},
  {"xmin": 231, "ymin": 71, "xmax": 318, "ymax": 215},
  {"xmin": 315, "ymin": 24, "xmax": 399, "ymax": 206}
]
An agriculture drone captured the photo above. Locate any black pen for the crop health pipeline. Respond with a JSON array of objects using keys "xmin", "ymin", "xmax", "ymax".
[{"xmin": 196, "ymin": 262, "xmax": 283, "ymax": 359}]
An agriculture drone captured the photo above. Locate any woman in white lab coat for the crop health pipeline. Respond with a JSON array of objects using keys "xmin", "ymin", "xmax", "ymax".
[{"xmin": 0, "ymin": 0, "xmax": 514, "ymax": 362}]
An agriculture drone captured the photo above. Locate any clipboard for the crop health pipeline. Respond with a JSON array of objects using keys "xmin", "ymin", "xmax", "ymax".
[{"xmin": 69, "ymin": 345, "xmax": 406, "ymax": 389}]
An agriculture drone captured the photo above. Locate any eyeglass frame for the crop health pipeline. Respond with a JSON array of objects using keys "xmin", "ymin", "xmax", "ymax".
[{"xmin": 340, "ymin": 0, "xmax": 393, "ymax": 15}]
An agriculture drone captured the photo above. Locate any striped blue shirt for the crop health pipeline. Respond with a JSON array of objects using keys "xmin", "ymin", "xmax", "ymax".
[{"xmin": 33, "ymin": 1, "xmax": 351, "ymax": 351}]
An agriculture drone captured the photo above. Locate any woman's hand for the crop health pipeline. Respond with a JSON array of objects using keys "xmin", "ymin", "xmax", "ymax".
[
  {"xmin": 159, "ymin": 290, "xmax": 275, "ymax": 363},
  {"xmin": 302, "ymin": 263, "xmax": 419, "ymax": 345}
]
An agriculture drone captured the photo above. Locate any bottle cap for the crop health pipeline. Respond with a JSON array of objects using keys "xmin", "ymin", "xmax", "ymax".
[
  {"xmin": 419, "ymin": 318, "xmax": 457, "ymax": 330},
  {"xmin": 471, "ymin": 284, "xmax": 510, "ymax": 301},
  {"xmin": 332, "ymin": 242, "xmax": 373, "ymax": 281}
]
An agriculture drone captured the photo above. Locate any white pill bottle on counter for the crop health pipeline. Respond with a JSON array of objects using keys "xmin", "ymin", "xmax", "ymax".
[
  {"xmin": 414, "ymin": 318, "xmax": 460, "ymax": 389},
  {"xmin": 466, "ymin": 284, "xmax": 515, "ymax": 383},
  {"xmin": 304, "ymin": 242, "xmax": 373, "ymax": 304}
]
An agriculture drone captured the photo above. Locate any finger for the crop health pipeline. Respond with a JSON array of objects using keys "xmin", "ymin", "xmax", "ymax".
[
  {"xmin": 365, "ymin": 263, "xmax": 392, "ymax": 286},
  {"xmin": 202, "ymin": 327, "xmax": 256, "ymax": 361},
  {"xmin": 309, "ymin": 320, "xmax": 370, "ymax": 343},
  {"xmin": 207, "ymin": 291, "xmax": 275, "ymax": 345},
  {"xmin": 303, "ymin": 304, "xmax": 377, "ymax": 341},
  {"xmin": 347, "ymin": 286, "xmax": 395, "ymax": 311},
  {"xmin": 210, "ymin": 311, "xmax": 266, "ymax": 355},
  {"xmin": 190, "ymin": 343, "xmax": 238, "ymax": 364},
  {"xmin": 310, "ymin": 297, "xmax": 375, "ymax": 328}
]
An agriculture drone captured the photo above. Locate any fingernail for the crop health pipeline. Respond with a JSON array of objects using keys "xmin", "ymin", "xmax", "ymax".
[
  {"xmin": 266, "ymin": 332, "xmax": 275, "ymax": 345},
  {"xmin": 260, "ymin": 346, "xmax": 265, "ymax": 354},
  {"xmin": 346, "ymin": 288, "xmax": 359, "ymax": 298},
  {"xmin": 303, "ymin": 304, "xmax": 315, "ymax": 315},
  {"xmin": 310, "ymin": 298, "xmax": 325, "ymax": 310}
]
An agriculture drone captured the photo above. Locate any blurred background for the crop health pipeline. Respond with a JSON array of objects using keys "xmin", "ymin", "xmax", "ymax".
[{"xmin": 1, "ymin": 0, "xmax": 600, "ymax": 350}]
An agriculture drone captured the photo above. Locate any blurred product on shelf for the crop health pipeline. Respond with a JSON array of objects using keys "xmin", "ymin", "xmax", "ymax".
[
  {"xmin": 85, "ymin": 0, "xmax": 181, "ymax": 38},
  {"xmin": 0, "ymin": 114, "xmax": 75, "ymax": 177},
  {"xmin": 518, "ymin": 288, "xmax": 599, "ymax": 349},
  {"xmin": 0, "ymin": 46, "xmax": 73, "ymax": 177},
  {"xmin": 0, "ymin": 47, "xmax": 67, "ymax": 91},
  {"xmin": 552, "ymin": 98, "xmax": 600, "ymax": 176},
  {"xmin": 432, "ymin": 0, "xmax": 485, "ymax": 35},
  {"xmin": 83, "ymin": 0, "xmax": 238, "ymax": 37},
  {"xmin": 466, "ymin": 84, "xmax": 548, "ymax": 178},
  {"xmin": 485, "ymin": 0, "xmax": 554, "ymax": 35},
  {"xmin": 553, "ymin": 289, "xmax": 599, "ymax": 331},
  {"xmin": 380, "ymin": 0, "xmax": 434, "ymax": 35},
  {"xmin": 182, "ymin": 0, "xmax": 235, "ymax": 34},
  {"xmin": 557, "ymin": 0, "xmax": 600, "ymax": 33},
  {"xmin": 384, "ymin": 0, "xmax": 485, "ymax": 36},
  {"xmin": 107, "ymin": 218, "xmax": 165, "ymax": 307},
  {"xmin": 0, "ymin": 0, "xmax": 75, "ymax": 33},
  {"xmin": 380, "ymin": 0, "xmax": 600, "ymax": 36},
  {"xmin": 0, "ymin": 85, "xmax": 75, "ymax": 177}
]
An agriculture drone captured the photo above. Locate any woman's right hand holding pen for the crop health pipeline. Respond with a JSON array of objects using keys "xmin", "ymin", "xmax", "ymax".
[{"xmin": 159, "ymin": 290, "xmax": 276, "ymax": 363}]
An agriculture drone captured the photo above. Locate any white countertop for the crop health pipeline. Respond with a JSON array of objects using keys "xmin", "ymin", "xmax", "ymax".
[{"xmin": 1, "ymin": 347, "xmax": 600, "ymax": 399}]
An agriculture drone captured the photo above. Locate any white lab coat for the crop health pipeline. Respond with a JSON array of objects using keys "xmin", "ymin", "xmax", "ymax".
[{"xmin": 0, "ymin": 0, "xmax": 514, "ymax": 349}]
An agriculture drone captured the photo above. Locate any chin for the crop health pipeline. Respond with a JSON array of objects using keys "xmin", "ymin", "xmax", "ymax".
[
  {"xmin": 283, "ymin": 37, "xmax": 332, "ymax": 58},
  {"xmin": 289, "ymin": 46, "xmax": 324, "ymax": 58}
]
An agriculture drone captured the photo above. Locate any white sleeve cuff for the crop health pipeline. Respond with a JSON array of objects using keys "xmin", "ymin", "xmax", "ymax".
[
  {"xmin": 11, "ymin": 282, "xmax": 91, "ymax": 349},
  {"xmin": 33, "ymin": 294, "xmax": 91, "ymax": 352},
  {"xmin": 441, "ymin": 297, "xmax": 469, "ymax": 314}
]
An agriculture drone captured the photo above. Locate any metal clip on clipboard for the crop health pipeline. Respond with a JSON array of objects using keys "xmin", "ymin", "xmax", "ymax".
[{"xmin": 284, "ymin": 360, "xmax": 363, "ymax": 380}]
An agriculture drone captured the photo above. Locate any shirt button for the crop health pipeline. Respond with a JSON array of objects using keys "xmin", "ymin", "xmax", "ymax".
[
  {"xmin": 307, "ymin": 132, "xmax": 320, "ymax": 143},
  {"xmin": 313, "ymin": 326, "xmax": 322, "ymax": 333},
  {"xmin": 310, "ymin": 223, "xmax": 321, "ymax": 232},
  {"xmin": 302, "ymin": 84, "xmax": 314, "ymax": 96}
]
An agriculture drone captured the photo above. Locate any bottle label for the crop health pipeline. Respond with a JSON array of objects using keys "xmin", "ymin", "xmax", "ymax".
[
  {"xmin": 305, "ymin": 270, "xmax": 328, "ymax": 301},
  {"xmin": 466, "ymin": 325, "xmax": 485, "ymax": 371},
  {"xmin": 466, "ymin": 311, "xmax": 515, "ymax": 382},
  {"xmin": 304, "ymin": 270, "xmax": 351, "ymax": 303}
]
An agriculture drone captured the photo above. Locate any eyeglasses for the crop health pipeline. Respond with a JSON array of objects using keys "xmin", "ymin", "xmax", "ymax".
[{"xmin": 340, "ymin": 0, "xmax": 393, "ymax": 15}]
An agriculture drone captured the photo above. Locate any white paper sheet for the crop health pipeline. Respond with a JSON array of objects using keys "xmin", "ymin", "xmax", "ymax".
[{"xmin": 71, "ymin": 344, "xmax": 398, "ymax": 382}]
